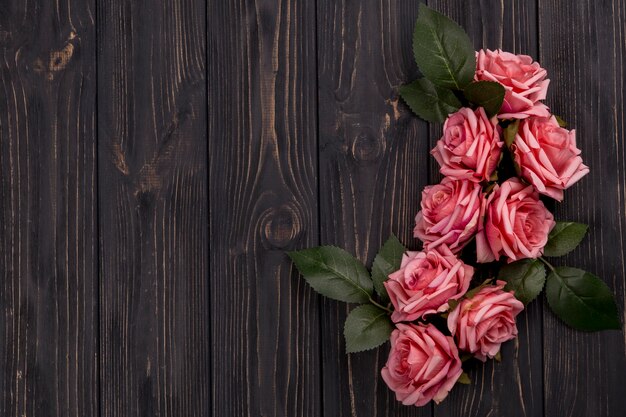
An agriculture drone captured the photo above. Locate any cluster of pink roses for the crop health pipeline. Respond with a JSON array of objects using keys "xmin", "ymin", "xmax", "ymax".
[{"xmin": 381, "ymin": 49, "xmax": 589, "ymax": 406}]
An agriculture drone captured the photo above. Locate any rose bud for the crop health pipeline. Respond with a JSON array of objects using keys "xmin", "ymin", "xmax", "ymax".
[
  {"xmin": 382, "ymin": 323, "xmax": 463, "ymax": 406},
  {"xmin": 414, "ymin": 178, "xmax": 484, "ymax": 252},
  {"xmin": 476, "ymin": 178, "xmax": 555, "ymax": 262},
  {"xmin": 385, "ymin": 245, "xmax": 473, "ymax": 323},
  {"xmin": 475, "ymin": 49, "xmax": 550, "ymax": 119},
  {"xmin": 512, "ymin": 116, "xmax": 589, "ymax": 201},
  {"xmin": 432, "ymin": 107, "xmax": 503, "ymax": 182},
  {"xmin": 447, "ymin": 281, "xmax": 524, "ymax": 361}
]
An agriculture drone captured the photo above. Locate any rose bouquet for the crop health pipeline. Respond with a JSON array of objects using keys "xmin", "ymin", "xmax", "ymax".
[{"xmin": 288, "ymin": 4, "xmax": 620, "ymax": 407}]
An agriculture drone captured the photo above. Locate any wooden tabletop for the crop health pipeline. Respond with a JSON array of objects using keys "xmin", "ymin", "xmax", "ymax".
[{"xmin": 1, "ymin": 0, "xmax": 624, "ymax": 416}]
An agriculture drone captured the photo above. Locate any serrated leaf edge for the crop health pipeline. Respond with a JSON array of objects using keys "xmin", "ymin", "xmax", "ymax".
[
  {"xmin": 344, "ymin": 306, "xmax": 393, "ymax": 354},
  {"xmin": 413, "ymin": 4, "xmax": 475, "ymax": 90},
  {"xmin": 546, "ymin": 267, "xmax": 621, "ymax": 331},
  {"xmin": 371, "ymin": 235, "xmax": 406, "ymax": 302},
  {"xmin": 500, "ymin": 259, "xmax": 546, "ymax": 305},
  {"xmin": 287, "ymin": 246, "xmax": 373, "ymax": 303},
  {"xmin": 398, "ymin": 80, "xmax": 461, "ymax": 123},
  {"xmin": 543, "ymin": 222, "xmax": 589, "ymax": 258}
]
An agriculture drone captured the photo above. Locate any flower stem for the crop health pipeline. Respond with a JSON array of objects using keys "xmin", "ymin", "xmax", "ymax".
[
  {"xmin": 369, "ymin": 298, "xmax": 393, "ymax": 314},
  {"xmin": 539, "ymin": 256, "xmax": 556, "ymax": 273}
]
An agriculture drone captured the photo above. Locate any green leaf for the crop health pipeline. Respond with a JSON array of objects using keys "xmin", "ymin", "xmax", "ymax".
[
  {"xmin": 543, "ymin": 222, "xmax": 588, "ymax": 257},
  {"xmin": 457, "ymin": 372, "xmax": 471, "ymax": 385},
  {"xmin": 503, "ymin": 120, "xmax": 520, "ymax": 148},
  {"xmin": 288, "ymin": 246, "xmax": 373, "ymax": 303},
  {"xmin": 554, "ymin": 115, "xmax": 568, "ymax": 127},
  {"xmin": 399, "ymin": 78, "xmax": 461, "ymax": 123},
  {"xmin": 344, "ymin": 304, "xmax": 394, "ymax": 353},
  {"xmin": 371, "ymin": 235, "xmax": 407, "ymax": 303},
  {"xmin": 413, "ymin": 4, "xmax": 476, "ymax": 90},
  {"xmin": 464, "ymin": 279, "xmax": 494, "ymax": 300},
  {"xmin": 463, "ymin": 81, "xmax": 505, "ymax": 117},
  {"xmin": 498, "ymin": 259, "xmax": 546, "ymax": 305},
  {"xmin": 545, "ymin": 266, "xmax": 621, "ymax": 331}
]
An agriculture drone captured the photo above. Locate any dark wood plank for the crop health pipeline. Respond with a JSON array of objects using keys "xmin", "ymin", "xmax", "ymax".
[
  {"xmin": 538, "ymin": 1, "xmax": 626, "ymax": 416},
  {"xmin": 427, "ymin": 1, "xmax": 544, "ymax": 416},
  {"xmin": 316, "ymin": 1, "xmax": 432, "ymax": 416},
  {"xmin": 0, "ymin": 1, "xmax": 98, "ymax": 416},
  {"xmin": 97, "ymin": 0, "xmax": 209, "ymax": 415},
  {"xmin": 208, "ymin": 1, "xmax": 321, "ymax": 416}
]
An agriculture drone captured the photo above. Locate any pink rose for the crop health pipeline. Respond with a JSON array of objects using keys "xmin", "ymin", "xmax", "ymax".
[
  {"xmin": 476, "ymin": 178, "xmax": 555, "ymax": 262},
  {"xmin": 385, "ymin": 245, "xmax": 473, "ymax": 322},
  {"xmin": 476, "ymin": 49, "xmax": 550, "ymax": 119},
  {"xmin": 382, "ymin": 323, "xmax": 463, "ymax": 406},
  {"xmin": 432, "ymin": 107, "xmax": 503, "ymax": 182},
  {"xmin": 414, "ymin": 178, "xmax": 483, "ymax": 252},
  {"xmin": 512, "ymin": 116, "xmax": 589, "ymax": 201},
  {"xmin": 447, "ymin": 281, "xmax": 524, "ymax": 361}
]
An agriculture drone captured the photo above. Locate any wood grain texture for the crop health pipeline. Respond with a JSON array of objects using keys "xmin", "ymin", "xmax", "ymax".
[
  {"xmin": 316, "ymin": 1, "xmax": 431, "ymax": 416},
  {"xmin": 1, "ymin": 0, "xmax": 626, "ymax": 415},
  {"xmin": 538, "ymin": 1, "xmax": 626, "ymax": 416},
  {"xmin": 427, "ymin": 2, "xmax": 544, "ymax": 416},
  {"xmin": 0, "ymin": 1, "xmax": 98, "ymax": 416},
  {"xmin": 97, "ymin": 0, "xmax": 209, "ymax": 415},
  {"xmin": 208, "ymin": 1, "xmax": 321, "ymax": 416}
]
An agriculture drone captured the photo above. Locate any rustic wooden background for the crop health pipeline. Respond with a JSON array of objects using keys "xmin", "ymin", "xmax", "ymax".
[{"xmin": 1, "ymin": 0, "xmax": 625, "ymax": 415}]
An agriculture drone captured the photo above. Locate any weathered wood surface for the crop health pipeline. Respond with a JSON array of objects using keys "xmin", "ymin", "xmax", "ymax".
[
  {"xmin": 208, "ymin": 1, "xmax": 321, "ymax": 416},
  {"xmin": 97, "ymin": 0, "xmax": 209, "ymax": 415},
  {"xmin": 539, "ymin": 1, "xmax": 626, "ymax": 416},
  {"xmin": 0, "ymin": 1, "xmax": 98, "ymax": 416},
  {"xmin": 0, "ymin": 0, "xmax": 624, "ymax": 416}
]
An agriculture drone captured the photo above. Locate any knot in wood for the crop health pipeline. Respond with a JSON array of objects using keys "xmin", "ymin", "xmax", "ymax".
[
  {"xmin": 351, "ymin": 132, "xmax": 385, "ymax": 163},
  {"xmin": 32, "ymin": 31, "xmax": 78, "ymax": 80},
  {"xmin": 261, "ymin": 203, "xmax": 302, "ymax": 249}
]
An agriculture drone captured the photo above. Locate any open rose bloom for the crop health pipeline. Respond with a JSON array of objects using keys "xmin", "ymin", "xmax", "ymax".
[
  {"xmin": 476, "ymin": 49, "xmax": 550, "ymax": 119},
  {"xmin": 432, "ymin": 107, "xmax": 503, "ymax": 182},
  {"xmin": 382, "ymin": 323, "xmax": 463, "ymax": 406},
  {"xmin": 476, "ymin": 178, "xmax": 555, "ymax": 262},
  {"xmin": 414, "ymin": 178, "xmax": 483, "ymax": 252},
  {"xmin": 448, "ymin": 281, "xmax": 524, "ymax": 361},
  {"xmin": 513, "ymin": 116, "xmax": 589, "ymax": 201},
  {"xmin": 385, "ymin": 245, "xmax": 473, "ymax": 322}
]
